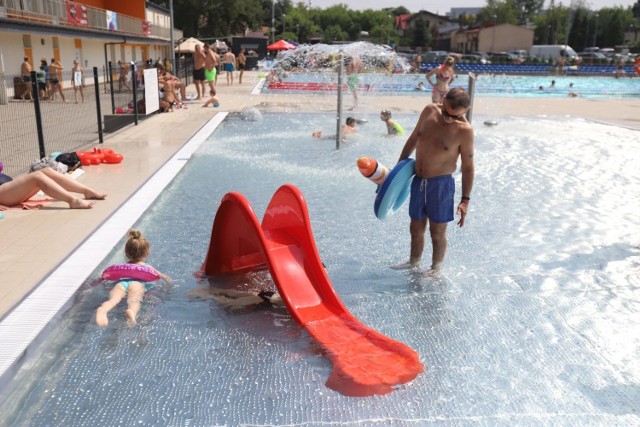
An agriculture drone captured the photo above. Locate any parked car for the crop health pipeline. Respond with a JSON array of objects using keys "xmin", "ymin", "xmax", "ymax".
[
  {"xmin": 598, "ymin": 48, "xmax": 615, "ymax": 58},
  {"xmin": 530, "ymin": 45, "xmax": 580, "ymax": 62},
  {"xmin": 488, "ymin": 52, "xmax": 522, "ymax": 64},
  {"xmin": 460, "ymin": 54, "xmax": 490, "ymax": 64},
  {"xmin": 423, "ymin": 51, "xmax": 449, "ymax": 63},
  {"xmin": 578, "ymin": 51, "xmax": 608, "ymax": 62},
  {"xmin": 508, "ymin": 50, "xmax": 528, "ymax": 62}
]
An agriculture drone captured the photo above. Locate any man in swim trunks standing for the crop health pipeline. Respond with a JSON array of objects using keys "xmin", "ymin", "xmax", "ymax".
[
  {"xmin": 203, "ymin": 43, "xmax": 218, "ymax": 93},
  {"xmin": 394, "ymin": 87, "xmax": 474, "ymax": 275},
  {"xmin": 20, "ymin": 57, "xmax": 33, "ymax": 100},
  {"xmin": 222, "ymin": 50, "xmax": 236, "ymax": 86},
  {"xmin": 193, "ymin": 44, "xmax": 206, "ymax": 100}
]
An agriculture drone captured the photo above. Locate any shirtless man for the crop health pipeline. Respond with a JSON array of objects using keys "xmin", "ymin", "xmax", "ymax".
[
  {"xmin": 222, "ymin": 50, "xmax": 236, "ymax": 86},
  {"xmin": 393, "ymin": 87, "xmax": 474, "ymax": 275},
  {"xmin": 71, "ymin": 59, "xmax": 84, "ymax": 103},
  {"xmin": 20, "ymin": 57, "xmax": 33, "ymax": 100},
  {"xmin": 0, "ymin": 167, "xmax": 106, "ymax": 209},
  {"xmin": 49, "ymin": 58, "xmax": 66, "ymax": 102},
  {"xmin": 312, "ymin": 117, "xmax": 357, "ymax": 139},
  {"xmin": 193, "ymin": 44, "xmax": 206, "ymax": 100},
  {"xmin": 203, "ymin": 44, "xmax": 218, "ymax": 93}
]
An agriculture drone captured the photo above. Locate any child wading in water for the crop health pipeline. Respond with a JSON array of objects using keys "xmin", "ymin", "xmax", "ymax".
[{"xmin": 96, "ymin": 230, "xmax": 171, "ymax": 326}]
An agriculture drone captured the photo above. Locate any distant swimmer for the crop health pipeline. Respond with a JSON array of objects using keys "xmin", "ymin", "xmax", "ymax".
[
  {"xmin": 312, "ymin": 116, "xmax": 358, "ymax": 140},
  {"xmin": 380, "ymin": 110, "xmax": 405, "ymax": 136}
]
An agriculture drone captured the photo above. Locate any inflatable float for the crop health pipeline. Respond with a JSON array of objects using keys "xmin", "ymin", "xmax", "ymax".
[
  {"xmin": 102, "ymin": 263, "xmax": 160, "ymax": 282},
  {"xmin": 357, "ymin": 156, "xmax": 416, "ymax": 220},
  {"xmin": 77, "ymin": 148, "xmax": 124, "ymax": 166}
]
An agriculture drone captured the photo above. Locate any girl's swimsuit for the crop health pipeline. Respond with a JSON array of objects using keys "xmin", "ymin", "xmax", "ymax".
[{"xmin": 116, "ymin": 264, "xmax": 158, "ymax": 292}]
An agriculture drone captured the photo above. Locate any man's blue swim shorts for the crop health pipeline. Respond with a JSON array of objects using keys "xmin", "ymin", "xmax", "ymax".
[{"xmin": 408, "ymin": 174, "xmax": 455, "ymax": 223}]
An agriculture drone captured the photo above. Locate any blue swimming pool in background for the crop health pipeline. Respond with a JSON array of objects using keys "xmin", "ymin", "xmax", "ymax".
[
  {"xmin": 260, "ymin": 72, "xmax": 640, "ymax": 99},
  {"xmin": 1, "ymin": 113, "xmax": 639, "ymax": 425}
]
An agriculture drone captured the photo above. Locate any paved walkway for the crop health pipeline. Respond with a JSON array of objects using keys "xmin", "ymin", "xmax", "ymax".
[{"xmin": 1, "ymin": 70, "xmax": 639, "ymax": 319}]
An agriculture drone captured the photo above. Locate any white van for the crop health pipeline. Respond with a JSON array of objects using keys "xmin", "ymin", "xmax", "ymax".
[{"xmin": 529, "ymin": 45, "xmax": 579, "ymax": 61}]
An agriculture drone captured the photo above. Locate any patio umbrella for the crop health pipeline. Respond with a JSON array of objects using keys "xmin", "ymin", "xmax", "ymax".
[
  {"xmin": 267, "ymin": 40, "xmax": 296, "ymax": 51},
  {"xmin": 174, "ymin": 37, "xmax": 204, "ymax": 53}
]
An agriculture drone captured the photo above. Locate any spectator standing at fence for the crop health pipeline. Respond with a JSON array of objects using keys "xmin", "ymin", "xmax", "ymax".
[
  {"xmin": 71, "ymin": 59, "xmax": 84, "ymax": 103},
  {"xmin": 20, "ymin": 57, "xmax": 33, "ymax": 100},
  {"xmin": 49, "ymin": 58, "xmax": 66, "ymax": 102},
  {"xmin": 117, "ymin": 60, "xmax": 130, "ymax": 91}
]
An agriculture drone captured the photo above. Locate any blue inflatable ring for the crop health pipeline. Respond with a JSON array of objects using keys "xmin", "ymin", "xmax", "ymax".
[{"xmin": 374, "ymin": 158, "xmax": 416, "ymax": 220}]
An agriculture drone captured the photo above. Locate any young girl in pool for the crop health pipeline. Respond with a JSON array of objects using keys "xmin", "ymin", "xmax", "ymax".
[{"xmin": 96, "ymin": 229, "xmax": 171, "ymax": 326}]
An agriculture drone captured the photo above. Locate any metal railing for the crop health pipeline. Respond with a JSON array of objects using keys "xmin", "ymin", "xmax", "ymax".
[
  {"xmin": 0, "ymin": 67, "xmax": 109, "ymax": 176},
  {"xmin": 0, "ymin": 0, "xmax": 170, "ymax": 39}
]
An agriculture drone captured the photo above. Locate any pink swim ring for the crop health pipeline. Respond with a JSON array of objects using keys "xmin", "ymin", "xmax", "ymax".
[{"xmin": 101, "ymin": 263, "xmax": 160, "ymax": 282}]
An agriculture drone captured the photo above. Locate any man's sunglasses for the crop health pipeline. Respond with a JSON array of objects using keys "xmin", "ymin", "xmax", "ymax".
[{"xmin": 442, "ymin": 102, "xmax": 465, "ymax": 121}]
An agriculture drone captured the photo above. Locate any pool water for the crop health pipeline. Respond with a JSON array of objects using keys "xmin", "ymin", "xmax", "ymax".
[
  {"xmin": 260, "ymin": 72, "xmax": 640, "ymax": 99},
  {"xmin": 1, "ymin": 113, "xmax": 640, "ymax": 426}
]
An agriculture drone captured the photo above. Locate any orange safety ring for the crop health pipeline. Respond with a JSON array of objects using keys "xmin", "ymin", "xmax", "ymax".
[{"xmin": 634, "ymin": 57, "xmax": 640, "ymax": 76}]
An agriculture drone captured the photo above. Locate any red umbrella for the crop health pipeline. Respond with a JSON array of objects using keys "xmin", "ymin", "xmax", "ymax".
[{"xmin": 267, "ymin": 40, "xmax": 296, "ymax": 51}]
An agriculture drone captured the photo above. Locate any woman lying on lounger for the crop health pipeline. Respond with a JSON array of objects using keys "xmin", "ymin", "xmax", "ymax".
[{"xmin": 0, "ymin": 167, "xmax": 106, "ymax": 209}]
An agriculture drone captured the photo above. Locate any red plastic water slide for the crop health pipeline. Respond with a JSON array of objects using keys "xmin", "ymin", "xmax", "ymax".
[{"xmin": 201, "ymin": 184, "xmax": 424, "ymax": 397}]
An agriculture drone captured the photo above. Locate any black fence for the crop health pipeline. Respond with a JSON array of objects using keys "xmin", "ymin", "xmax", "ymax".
[{"xmin": 0, "ymin": 62, "xmax": 151, "ymax": 176}]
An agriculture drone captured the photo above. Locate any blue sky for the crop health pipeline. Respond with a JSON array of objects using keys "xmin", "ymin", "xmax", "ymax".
[{"xmin": 308, "ymin": 0, "xmax": 636, "ymax": 13}]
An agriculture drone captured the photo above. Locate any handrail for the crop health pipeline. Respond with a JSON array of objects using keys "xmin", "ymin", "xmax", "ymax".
[{"xmin": 0, "ymin": 0, "xmax": 170, "ymax": 39}]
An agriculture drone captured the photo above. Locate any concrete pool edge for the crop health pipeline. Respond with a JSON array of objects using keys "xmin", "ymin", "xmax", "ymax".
[{"xmin": 0, "ymin": 113, "xmax": 228, "ymax": 400}]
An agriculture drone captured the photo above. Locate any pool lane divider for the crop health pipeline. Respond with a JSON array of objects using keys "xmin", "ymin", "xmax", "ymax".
[
  {"xmin": 0, "ymin": 113, "xmax": 229, "ymax": 394},
  {"xmin": 201, "ymin": 184, "xmax": 424, "ymax": 397}
]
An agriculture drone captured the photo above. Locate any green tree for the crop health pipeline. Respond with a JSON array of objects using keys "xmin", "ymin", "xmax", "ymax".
[
  {"xmin": 477, "ymin": 0, "xmax": 519, "ymax": 26},
  {"xmin": 323, "ymin": 24, "xmax": 348, "ymax": 43},
  {"xmin": 596, "ymin": 7, "xmax": 634, "ymax": 47},
  {"xmin": 413, "ymin": 18, "xmax": 429, "ymax": 49},
  {"xmin": 633, "ymin": 0, "xmax": 640, "ymax": 19},
  {"xmin": 512, "ymin": 0, "xmax": 544, "ymax": 25}
]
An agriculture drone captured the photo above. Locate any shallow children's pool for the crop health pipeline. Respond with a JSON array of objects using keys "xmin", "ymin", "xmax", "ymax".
[{"xmin": 1, "ymin": 113, "xmax": 639, "ymax": 426}]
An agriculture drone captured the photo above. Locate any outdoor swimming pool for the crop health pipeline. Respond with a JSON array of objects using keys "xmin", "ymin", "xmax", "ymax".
[
  {"xmin": 259, "ymin": 72, "xmax": 640, "ymax": 99},
  {"xmin": 1, "ymin": 112, "xmax": 639, "ymax": 425}
]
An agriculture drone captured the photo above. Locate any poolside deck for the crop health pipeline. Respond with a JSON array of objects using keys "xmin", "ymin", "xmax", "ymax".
[{"xmin": 1, "ymin": 70, "xmax": 639, "ymax": 319}]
